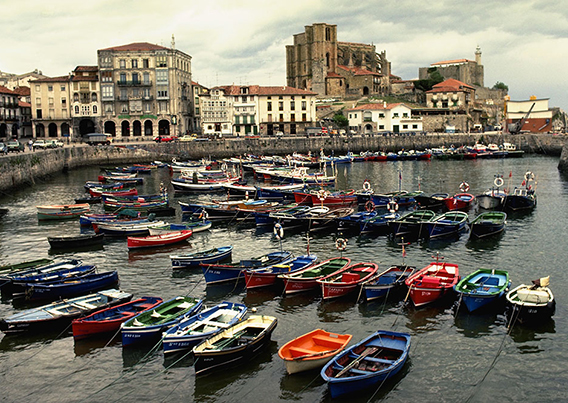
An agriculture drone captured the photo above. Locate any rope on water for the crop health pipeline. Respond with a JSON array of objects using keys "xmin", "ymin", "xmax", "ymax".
[{"xmin": 12, "ymin": 322, "xmax": 73, "ymax": 368}]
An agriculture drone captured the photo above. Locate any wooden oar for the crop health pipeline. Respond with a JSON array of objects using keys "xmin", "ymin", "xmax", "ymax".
[
  {"xmin": 335, "ymin": 347, "xmax": 378, "ymax": 377},
  {"xmin": 292, "ymin": 348, "xmax": 339, "ymax": 361}
]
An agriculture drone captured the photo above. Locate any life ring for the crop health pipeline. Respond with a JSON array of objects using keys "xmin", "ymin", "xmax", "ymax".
[
  {"xmin": 459, "ymin": 182, "xmax": 470, "ymax": 192},
  {"xmin": 221, "ymin": 162, "xmax": 228, "ymax": 171},
  {"xmin": 524, "ymin": 171, "xmax": 534, "ymax": 181},
  {"xmin": 172, "ymin": 157, "xmax": 177, "ymax": 164},
  {"xmin": 317, "ymin": 189, "xmax": 328, "ymax": 201},
  {"xmin": 335, "ymin": 238, "xmax": 347, "ymax": 251},
  {"xmin": 365, "ymin": 200, "xmax": 375, "ymax": 212},
  {"xmin": 199, "ymin": 209, "xmax": 208, "ymax": 220},
  {"xmin": 273, "ymin": 223, "xmax": 284, "ymax": 239},
  {"xmin": 494, "ymin": 177, "xmax": 504, "ymax": 187},
  {"xmin": 363, "ymin": 180, "xmax": 371, "ymax": 191},
  {"xmin": 387, "ymin": 200, "xmax": 399, "ymax": 212}
]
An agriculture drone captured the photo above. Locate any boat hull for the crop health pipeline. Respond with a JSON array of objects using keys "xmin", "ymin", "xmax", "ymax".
[{"xmin": 170, "ymin": 246, "xmax": 233, "ymax": 269}]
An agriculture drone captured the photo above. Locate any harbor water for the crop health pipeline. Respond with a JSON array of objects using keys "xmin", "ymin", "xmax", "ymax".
[{"xmin": 0, "ymin": 155, "xmax": 566, "ymax": 402}]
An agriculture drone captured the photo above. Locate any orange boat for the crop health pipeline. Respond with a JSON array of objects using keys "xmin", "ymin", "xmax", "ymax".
[
  {"xmin": 127, "ymin": 230, "xmax": 192, "ymax": 249},
  {"xmin": 278, "ymin": 329, "xmax": 352, "ymax": 374}
]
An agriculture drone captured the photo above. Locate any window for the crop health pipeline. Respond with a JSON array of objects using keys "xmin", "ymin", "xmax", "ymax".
[
  {"xmin": 279, "ymin": 101, "xmax": 283, "ymax": 111},
  {"xmin": 101, "ymin": 71, "xmax": 112, "ymax": 82},
  {"xmin": 291, "ymin": 114, "xmax": 295, "ymax": 122},
  {"xmin": 393, "ymin": 113, "xmax": 399, "ymax": 117},
  {"xmin": 156, "ymin": 70, "xmax": 168, "ymax": 83},
  {"xmin": 36, "ymin": 109, "xmax": 42, "ymax": 118},
  {"xmin": 143, "ymin": 72, "xmax": 150, "ymax": 85},
  {"xmin": 102, "ymin": 85, "xmax": 114, "ymax": 99},
  {"xmin": 48, "ymin": 85, "xmax": 53, "ymax": 91},
  {"xmin": 143, "ymin": 59, "xmax": 149, "ymax": 68},
  {"xmin": 120, "ymin": 89, "xmax": 127, "ymax": 100},
  {"xmin": 61, "ymin": 85, "xmax": 66, "ymax": 91},
  {"xmin": 132, "ymin": 73, "xmax": 139, "ymax": 84},
  {"xmin": 279, "ymin": 114, "xmax": 284, "ymax": 122},
  {"xmin": 412, "ymin": 124, "xmax": 418, "ymax": 129},
  {"xmin": 35, "ymin": 85, "xmax": 40, "ymax": 92},
  {"xmin": 105, "ymin": 104, "xmax": 114, "ymax": 113},
  {"xmin": 74, "ymin": 106, "xmax": 79, "ymax": 114},
  {"xmin": 403, "ymin": 125, "xmax": 408, "ymax": 129},
  {"xmin": 290, "ymin": 101, "xmax": 295, "ymax": 111},
  {"xmin": 91, "ymin": 93, "xmax": 97, "ymax": 102},
  {"xmin": 302, "ymin": 113, "xmax": 306, "ymax": 122},
  {"xmin": 61, "ymin": 98, "xmax": 66, "ymax": 106},
  {"xmin": 131, "ymin": 59, "xmax": 138, "ymax": 68},
  {"xmin": 119, "ymin": 73, "xmax": 126, "ymax": 83},
  {"xmin": 145, "ymin": 103, "xmax": 151, "ymax": 112},
  {"xmin": 119, "ymin": 59, "xmax": 126, "ymax": 68},
  {"xmin": 301, "ymin": 101, "xmax": 306, "ymax": 110},
  {"xmin": 36, "ymin": 97, "xmax": 41, "ymax": 106},
  {"xmin": 156, "ymin": 55, "xmax": 167, "ymax": 68},
  {"xmin": 267, "ymin": 102, "xmax": 272, "ymax": 112},
  {"xmin": 73, "ymin": 93, "xmax": 79, "ymax": 102},
  {"xmin": 49, "ymin": 97, "xmax": 54, "ymax": 106},
  {"xmin": 121, "ymin": 104, "xmax": 128, "ymax": 113},
  {"xmin": 235, "ymin": 116, "xmax": 240, "ymax": 124},
  {"xmin": 241, "ymin": 96, "xmax": 247, "ymax": 103},
  {"xmin": 379, "ymin": 125, "xmax": 385, "ymax": 130},
  {"xmin": 93, "ymin": 105, "xmax": 98, "ymax": 114},
  {"xmin": 378, "ymin": 113, "xmax": 385, "ymax": 118}
]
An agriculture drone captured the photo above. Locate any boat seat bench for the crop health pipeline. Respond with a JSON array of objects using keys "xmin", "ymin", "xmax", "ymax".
[
  {"xmin": 312, "ymin": 335, "xmax": 344, "ymax": 349},
  {"xmin": 288, "ymin": 346, "xmax": 316, "ymax": 357},
  {"xmin": 363, "ymin": 356, "xmax": 395, "ymax": 364}
]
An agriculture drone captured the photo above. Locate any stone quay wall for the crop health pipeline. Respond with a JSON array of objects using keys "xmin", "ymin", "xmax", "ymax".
[{"xmin": 1, "ymin": 133, "xmax": 567, "ymax": 192}]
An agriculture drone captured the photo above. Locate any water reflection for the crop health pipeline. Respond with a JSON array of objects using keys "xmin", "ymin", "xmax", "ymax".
[
  {"xmin": 74, "ymin": 336, "xmax": 120, "ymax": 357},
  {"xmin": 508, "ymin": 318, "xmax": 556, "ymax": 352},
  {"xmin": 404, "ymin": 304, "xmax": 454, "ymax": 334},
  {"xmin": 453, "ymin": 310, "xmax": 505, "ymax": 338}
]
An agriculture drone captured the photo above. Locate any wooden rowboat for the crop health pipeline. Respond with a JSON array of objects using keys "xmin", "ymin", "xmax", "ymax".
[
  {"xmin": 170, "ymin": 246, "xmax": 233, "ymax": 269},
  {"xmin": 405, "ymin": 261, "xmax": 459, "ymax": 307},
  {"xmin": 278, "ymin": 329, "xmax": 352, "ymax": 374},
  {"xmin": 127, "ymin": 230, "xmax": 193, "ymax": 249},
  {"xmin": 36, "ymin": 203, "xmax": 90, "ymax": 220},
  {"xmin": 317, "ymin": 262, "xmax": 379, "ymax": 300},
  {"xmin": 279, "ymin": 257, "xmax": 351, "ymax": 295}
]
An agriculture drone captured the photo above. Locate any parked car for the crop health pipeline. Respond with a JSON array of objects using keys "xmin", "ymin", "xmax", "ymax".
[
  {"xmin": 0, "ymin": 142, "xmax": 7, "ymax": 154},
  {"xmin": 45, "ymin": 140, "xmax": 59, "ymax": 148},
  {"xmin": 54, "ymin": 140, "xmax": 64, "ymax": 147},
  {"xmin": 179, "ymin": 134, "xmax": 197, "ymax": 142},
  {"xmin": 154, "ymin": 135, "xmax": 177, "ymax": 143},
  {"xmin": 33, "ymin": 140, "xmax": 49, "ymax": 150},
  {"xmin": 7, "ymin": 140, "xmax": 24, "ymax": 152},
  {"xmin": 85, "ymin": 133, "xmax": 112, "ymax": 146}
]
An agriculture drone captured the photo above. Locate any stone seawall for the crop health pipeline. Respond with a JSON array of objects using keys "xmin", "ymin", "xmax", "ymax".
[{"xmin": 1, "ymin": 133, "xmax": 567, "ymax": 192}]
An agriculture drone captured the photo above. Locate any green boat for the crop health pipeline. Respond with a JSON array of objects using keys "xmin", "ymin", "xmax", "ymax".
[
  {"xmin": 279, "ymin": 257, "xmax": 351, "ymax": 294},
  {"xmin": 454, "ymin": 268, "xmax": 510, "ymax": 312}
]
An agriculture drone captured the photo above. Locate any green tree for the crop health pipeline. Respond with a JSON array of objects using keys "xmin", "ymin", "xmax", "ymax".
[
  {"xmin": 492, "ymin": 81, "xmax": 508, "ymax": 91},
  {"xmin": 333, "ymin": 113, "xmax": 349, "ymax": 128},
  {"xmin": 414, "ymin": 68, "xmax": 444, "ymax": 92}
]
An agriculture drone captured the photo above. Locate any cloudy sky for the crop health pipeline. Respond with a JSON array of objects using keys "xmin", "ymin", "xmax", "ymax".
[{"xmin": 2, "ymin": 0, "xmax": 567, "ymax": 111}]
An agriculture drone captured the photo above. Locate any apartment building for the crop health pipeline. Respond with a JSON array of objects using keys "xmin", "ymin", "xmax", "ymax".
[
  {"xmin": 30, "ymin": 76, "xmax": 72, "ymax": 138},
  {"xmin": 97, "ymin": 41, "xmax": 192, "ymax": 139},
  {"xmin": 347, "ymin": 102, "xmax": 423, "ymax": 134},
  {"xmin": 0, "ymin": 86, "xmax": 20, "ymax": 139}
]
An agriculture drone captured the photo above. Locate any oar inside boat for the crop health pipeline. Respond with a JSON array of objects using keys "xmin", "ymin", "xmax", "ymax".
[{"xmin": 335, "ymin": 346, "xmax": 378, "ymax": 377}]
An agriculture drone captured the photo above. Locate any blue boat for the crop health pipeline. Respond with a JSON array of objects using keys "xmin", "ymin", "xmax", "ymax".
[
  {"xmin": 503, "ymin": 187, "xmax": 536, "ymax": 211},
  {"xmin": 162, "ymin": 301, "xmax": 247, "ymax": 355},
  {"xmin": 425, "ymin": 211, "xmax": 469, "ymax": 239},
  {"xmin": 359, "ymin": 212, "xmax": 401, "ymax": 234},
  {"xmin": 321, "ymin": 330, "xmax": 411, "ymax": 398},
  {"xmin": 362, "ymin": 265, "xmax": 415, "ymax": 302},
  {"xmin": 14, "ymin": 271, "xmax": 120, "ymax": 302},
  {"xmin": 121, "ymin": 296, "xmax": 203, "ymax": 347},
  {"xmin": 469, "ymin": 211, "xmax": 507, "ymax": 239},
  {"xmin": 388, "ymin": 210, "xmax": 436, "ymax": 239},
  {"xmin": 454, "ymin": 268, "xmax": 511, "ymax": 312},
  {"xmin": 170, "ymin": 246, "xmax": 234, "ymax": 269},
  {"xmin": 8, "ymin": 264, "xmax": 96, "ymax": 297},
  {"xmin": 243, "ymin": 254, "xmax": 318, "ymax": 290},
  {"xmin": 201, "ymin": 251, "xmax": 293, "ymax": 285}
]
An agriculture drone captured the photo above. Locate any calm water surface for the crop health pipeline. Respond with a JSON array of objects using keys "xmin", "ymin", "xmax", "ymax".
[{"xmin": 0, "ymin": 155, "xmax": 566, "ymax": 402}]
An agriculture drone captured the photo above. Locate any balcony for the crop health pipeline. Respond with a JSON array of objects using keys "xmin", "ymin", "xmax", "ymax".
[{"xmin": 117, "ymin": 80, "xmax": 152, "ymax": 87}]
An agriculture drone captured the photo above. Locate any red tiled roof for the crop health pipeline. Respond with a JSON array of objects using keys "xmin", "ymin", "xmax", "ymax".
[
  {"xmin": 33, "ymin": 76, "xmax": 70, "ymax": 83},
  {"xmin": 74, "ymin": 66, "xmax": 98, "ymax": 72},
  {"xmin": 0, "ymin": 85, "xmax": 17, "ymax": 95},
  {"xmin": 12, "ymin": 87, "xmax": 31, "ymax": 96},
  {"xmin": 213, "ymin": 85, "xmax": 316, "ymax": 96},
  {"xmin": 99, "ymin": 42, "xmax": 169, "ymax": 52},
  {"xmin": 348, "ymin": 102, "xmax": 405, "ymax": 111},
  {"xmin": 426, "ymin": 78, "xmax": 474, "ymax": 93},
  {"xmin": 18, "ymin": 100, "xmax": 31, "ymax": 107},
  {"xmin": 337, "ymin": 65, "xmax": 381, "ymax": 76},
  {"xmin": 326, "ymin": 72, "xmax": 342, "ymax": 78},
  {"xmin": 71, "ymin": 75, "xmax": 98, "ymax": 82},
  {"xmin": 431, "ymin": 58, "xmax": 474, "ymax": 66}
]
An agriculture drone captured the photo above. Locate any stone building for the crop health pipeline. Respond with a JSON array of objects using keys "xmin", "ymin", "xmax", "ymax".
[
  {"xmin": 419, "ymin": 47, "xmax": 484, "ymax": 88},
  {"xmin": 191, "ymin": 81, "xmax": 208, "ymax": 135},
  {"xmin": 286, "ymin": 23, "xmax": 391, "ymax": 99},
  {"xmin": 97, "ymin": 40, "xmax": 193, "ymax": 139},
  {"xmin": 200, "ymin": 85, "xmax": 317, "ymax": 137},
  {"xmin": 0, "ymin": 86, "xmax": 21, "ymax": 139},
  {"xmin": 70, "ymin": 66, "xmax": 101, "ymax": 137}
]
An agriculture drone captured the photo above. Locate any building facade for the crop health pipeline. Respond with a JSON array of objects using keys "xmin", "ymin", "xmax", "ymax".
[
  {"xmin": 70, "ymin": 66, "xmax": 101, "ymax": 137},
  {"xmin": 30, "ymin": 76, "xmax": 72, "ymax": 138},
  {"xmin": 97, "ymin": 40, "xmax": 192, "ymax": 139},
  {"xmin": 0, "ymin": 86, "xmax": 21, "ymax": 139},
  {"xmin": 200, "ymin": 85, "xmax": 317, "ymax": 137},
  {"xmin": 505, "ymin": 97, "xmax": 552, "ymax": 133},
  {"xmin": 286, "ymin": 23, "xmax": 391, "ymax": 99},
  {"xmin": 347, "ymin": 102, "xmax": 423, "ymax": 134},
  {"xmin": 419, "ymin": 47, "xmax": 484, "ymax": 88}
]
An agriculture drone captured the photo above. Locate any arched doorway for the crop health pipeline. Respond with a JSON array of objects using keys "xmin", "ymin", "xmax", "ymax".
[
  {"xmin": 104, "ymin": 121, "xmax": 116, "ymax": 136},
  {"xmin": 48, "ymin": 123, "xmax": 58, "ymax": 137},
  {"xmin": 11, "ymin": 124, "xmax": 19, "ymax": 138},
  {"xmin": 0, "ymin": 123, "xmax": 6, "ymax": 138},
  {"xmin": 363, "ymin": 86, "xmax": 369, "ymax": 96},
  {"xmin": 79, "ymin": 119, "xmax": 95, "ymax": 135},
  {"xmin": 61, "ymin": 123, "xmax": 70, "ymax": 137},
  {"xmin": 121, "ymin": 121, "xmax": 130, "ymax": 137},
  {"xmin": 36, "ymin": 124, "xmax": 45, "ymax": 137},
  {"xmin": 364, "ymin": 124, "xmax": 373, "ymax": 135},
  {"xmin": 132, "ymin": 120, "xmax": 142, "ymax": 136},
  {"xmin": 144, "ymin": 120, "xmax": 153, "ymax": 136},
  {"xmin": 158, "ymin": 120, "xmax": 170, "ymax": 136}
]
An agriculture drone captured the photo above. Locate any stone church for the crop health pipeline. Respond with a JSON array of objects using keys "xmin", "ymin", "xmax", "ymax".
[{"xmin": 286, "ymin": 23, "xmax": 393, "ymax": 100}]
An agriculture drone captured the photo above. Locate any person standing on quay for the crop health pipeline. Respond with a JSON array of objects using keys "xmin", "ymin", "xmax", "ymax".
[{"xmin": 28, "ymin": 139, "xmax": 33, "ymax": 152}]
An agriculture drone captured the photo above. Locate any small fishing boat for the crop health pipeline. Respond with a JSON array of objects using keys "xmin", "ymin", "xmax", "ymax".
[
  {"xmin": 201, "ymin": 250, "xmax": 293, "ymax": 285},
  {"xmin": 192, "ymin": 315, "xmax": 277, "ymax": 375},
  {"xmin": 148, "ymin": 221, "xmax": 211, "ymax": 235},
  {"xmin": 37, "ymin": 203, "xmax": 90, "ymax": 220},
  {"xmin": 362, "ymin": 265, "xmax": 415, "ymax": 302},
  {"xmin": 317, "ymin": 262, "xmax": 379, "ymax": 300},
  {"xmin": 405, "ymin": 260, "xmax": 459, "ymax": 307},
  {"xmin": 0, "ymin": 258, "xmax": 53, "ymax": 280},
  {"xmin": 72, "ymin": 296, "xmax": 163, "ymax": 340},
  {"xmin": 278, "ymin": 329, "xmax": 352, "ymax": 375},
  {"xmin": 454, "ymin": 268, "xmax": 510, "ymax": 312},
  {"xmin": 162, "ymin": 301, "xmax": 248, "ymax": 355},
  {"xmin": 127, "ymin": 230, "xmax": 193, "ymax": 249},
  {"xmin": 121, "ymin": 296, "xmax": 203, "ymax": 347},
  {"xmin": 425, "ymin": 211, "xmax": 469, "ymax": 239},
  {"xmin": 321, "ymin": 330, "xmax": 411, "ymax": 398},
  {"xmin": 443, "ymin": 193, "xmax": 475, "ymax": 211},
  {"xmin": 47, "ymin": 233, "xmax": 104, "ymax": 249},
  {"xmin": 0, "ymin": 289, "xmax": 133, "ymax": 334},
  {"xmin": 14, "ymin": 271, "xmax": 120, "ymax": 302},
  {"xmin": 243, "ymin": 254, "xmax": 318, "ymax": 290},
  {"xmin": 388, "ymin": 210, "xmax": 436, "ymax": 239},
  {"xmin": 279, "ymin": 257, "xmax": 351, "ymax": 295},
  {"xmin": 503, "ymin": 171, "xmax": 537, "ymax": 212},
  {"xmin": 414, "ymin": 192, "xmax": 449, "ymax": 210},
  {"xmin": 358, "ymin": 212, "xmax": 401, "ymax": 235},
  {"xmin": 74, "ymin": 196, "xmax": 101, "ymax": 204},
  {"xmin": 506, "ymin": 276, "xmax": 555, "ymax": 324},
  {"xmin": 476, "ymin": 176, "xmax": 507, "ymax": 210},
  {"xmin": 93, "ymin": 220, "xmax": 167, "ymax": 236},
  {"xmin": 469, "ymin": 211, "xmax": 507, "ymax": 239},
  {"xmin": 170, "ymin": 246, "xmax": 233, "ymax": 269},
  {"xmin": 79, "ymin": 209, "xmax": 143, "ymax": 226}
]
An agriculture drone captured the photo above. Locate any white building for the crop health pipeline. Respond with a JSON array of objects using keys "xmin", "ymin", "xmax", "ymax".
[{"xmin": 347, "ymin": 102, "xmax": 423, "ymax": 134}]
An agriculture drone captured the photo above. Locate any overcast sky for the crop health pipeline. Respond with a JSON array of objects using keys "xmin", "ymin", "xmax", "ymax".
[{"xmin": 2, "ymin": 0, "xmax": 567, "ymax": 111}]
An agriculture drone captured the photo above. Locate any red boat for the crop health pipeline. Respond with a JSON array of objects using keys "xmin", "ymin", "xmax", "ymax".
[
  {"xmin": 243, "ymin": 254, "xmax": 318, "ymax": 290},
  {"xmin": 443, "ymin": 193, "xmax": 475, "ymax": 211},
  {"xmin": 127, "ymin": 230, "xmax": 193, "ymax": 249},
  {"xmin": 293, "ymin": 191, "xmax": 314, "ymax": 205},
  {"xmin": 310, "ymin": 190, "xmax": 357, "ymax": 207},
  {"xmin": 279, "ymin": 257, "xmax": 351, "ymax": 295},
  {"xmin": 71, "ymin": 296, "xmax": 163, "ymax": 340},
  {"xmin": 404, "ymin": 261, "xmax": 459, "ymax": 307},
  {"xmin": 317, "ymin": 262, "xmax": 379, "ymax": 300},
  {"xmin": 89, "ymin": 187, "xmax": 138, "ymax": 197}
]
